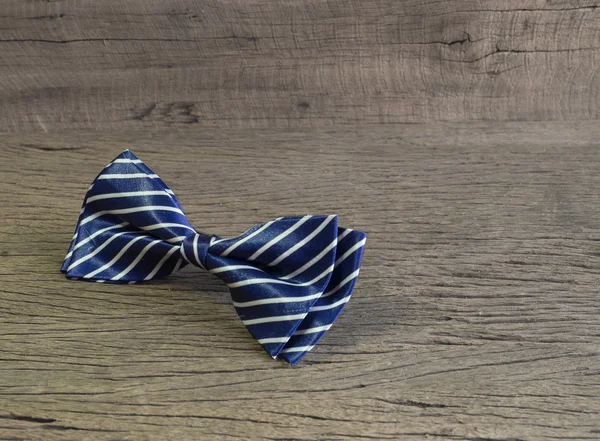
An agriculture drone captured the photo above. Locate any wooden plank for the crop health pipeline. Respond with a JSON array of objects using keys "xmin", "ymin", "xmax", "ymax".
[
  {"xmin": 0, "ymin": 122, "xmax": 599, "ymax": 440},
  {"xmin": 0, "ymin": 1, "xmax": 600, "ymax": 131}
]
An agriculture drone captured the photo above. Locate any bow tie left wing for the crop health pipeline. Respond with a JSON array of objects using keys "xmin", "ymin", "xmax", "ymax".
[{"xmin": 61, "ymin": 150, "xmax": 192, "ymax": 283}]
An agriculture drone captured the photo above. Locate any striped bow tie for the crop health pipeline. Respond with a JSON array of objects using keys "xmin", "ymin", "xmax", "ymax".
[{"xmin": 61, "ymin": 150, "xmax": 367, "ymax": 365}]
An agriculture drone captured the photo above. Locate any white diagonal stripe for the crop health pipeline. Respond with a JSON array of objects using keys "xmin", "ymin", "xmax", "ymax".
[
  {"xmin": 65, "ymin": 222, "xmax": 129, "ymax": 260},
  {"xmin": 281, "ymin": 238, "xmax": 337, "ymax": 280},
  {"xmin": 227, "ymin": 264, "xmax": 333, "ymax": 288},
  {"xmin": 335, "ymin": 238, "xmax": 366, "ymax": 266},
  {"xmin": 248, "ymin": 216, "xmax": 312, "ymax": 261},
  {"xmin": 173, "ymin": 257, "xmax": 184, "ymax": 272},
  {"xmin": 166, "ymin": 236, "xmax": 187, "ymax": 243},
  {"xmin": 112, "ymin": 239, "xmax": 164, "ymax": 280},
  {"xmin": 209, "ymin": 265, "xmax": 265, "ymax": 274},
  {"xmin": 83, "ymin": 235, "xmax": 147, "ymax": 279},
  {"xmin": 80, "ymin": 206, "xmax": 184, "ymax": 225},
  {"xmin": 280, "ymin": 228, "xmax": 353, "ymax": 281},
  {"xmin": 242, "ymin": 313, "xmax": 307, "ymax": 326},
  {"xmin": 67, "ymin": 230, "xmax": 130, "ymax": 271},
  {"xmin": 257, "ymin": 337, "xmax": 290, "ymax": 344},
  {"xmin": 144, "ymin": 246, "xmax": 180, "ymax": 280},
  {"xmin": 259, "ymin": 324, "xmax": 332, "ymax": 346},
  {"xmin": 109, "ymin": 159, "xmax": 143, "ymax": 164},
  {"xmin": 97, "ymin": 173, "xmax": 160, "ymax": 179},
  {"xmin": 180, "ymin": 240, "xmax": 191, "ymax": 263},
  {"xmin": 280, "ymin": 345, "xmax": 315, "ymax": 354},
  {"xmin": 320, "ymin": 269, "xmax": 360, "ymax": 299},
  {"xmin": 228, "ymin": 278, "xmax": 300, "ymax": 288},
  {"xmin": 310, "ymin": 294, "xmax": 352, "ymax": 312},
  {"xmin": 192, "ymin": 234, "xmax": 205, "ymax": 269},
  {"xmin": 140, "ymin": 222, "xmax": 194, "ymax": 232},
  {"xmin": 87, "ymin": 191, "xmax": 171, "ymax": 203},
  {"xmin": 267, "ymin": 215, "xmax": 336, "ymax": 267},
  {"xmin": 233, "ymin": 292, "xmax": 322, "ymax": 308},
  {"xmin": 338, "ymin": 229, "xmax": 353, "ymax": 239},
  {"xmin": 294, "ymin": 324, "xmax": 332, "ymax": 335},
  {"xmin": 220, "ymin": 218, "xmax": 282, "ymax": 257}
]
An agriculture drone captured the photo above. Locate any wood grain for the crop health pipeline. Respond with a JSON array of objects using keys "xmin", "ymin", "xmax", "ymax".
[
  {"xmin": 0, "ymin": 123, "xmax": 599, "ymax": 440},
  {"xmin": 1, "ymin": 1, "xmax": 600, "ymax": 131}
]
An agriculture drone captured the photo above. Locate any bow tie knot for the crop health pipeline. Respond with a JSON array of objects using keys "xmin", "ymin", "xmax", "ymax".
[{"xmin": 180, "ymin": 231, "xmax": 212, "ymax": 269}]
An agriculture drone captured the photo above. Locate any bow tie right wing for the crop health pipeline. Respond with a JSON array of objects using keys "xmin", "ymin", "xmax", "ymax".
[
  {"xmin": 280, "ymin": 227, "xmax": 366, "ymax": 364},
  {"xmin": 206, "ymin": 215, "xmax": 366, "ymax": 363}
]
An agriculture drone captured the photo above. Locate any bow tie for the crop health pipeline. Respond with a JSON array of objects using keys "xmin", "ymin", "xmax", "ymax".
[{"xmin": 61, "ymin": 150, "xmax": 367, "ymax": 365}]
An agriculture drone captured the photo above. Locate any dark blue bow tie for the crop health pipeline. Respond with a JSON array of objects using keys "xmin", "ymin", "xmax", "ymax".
[{"xmin": 61, "ymin": 150, "xmax": 367, "ymax": 365}]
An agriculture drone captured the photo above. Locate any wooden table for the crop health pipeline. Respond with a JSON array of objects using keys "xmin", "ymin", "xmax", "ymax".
[
  {"xmin": 2, "ymin": 0, "xmax": 600, "ymax": 439},
  {"xmin": 1, "ymin": 123, "xmax": 599, "ymax": 440}
]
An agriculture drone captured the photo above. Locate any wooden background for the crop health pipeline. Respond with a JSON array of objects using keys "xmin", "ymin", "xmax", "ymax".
[
  {"xmin": 1, "ymin": 1, "xmax": 600, "ymax": 441},
  {"xmin": 1, "ymin": 0, "xmax": 600, "ymax": 130}
]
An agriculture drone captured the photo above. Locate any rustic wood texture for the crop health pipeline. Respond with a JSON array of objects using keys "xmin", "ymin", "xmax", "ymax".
[
  {"xmin": 1, "ymin": 0, "xmax": 600, "ymax": 131},
  {"xmin": 0, "ymin": 123, "xmax": 599, "ymax": 440}
]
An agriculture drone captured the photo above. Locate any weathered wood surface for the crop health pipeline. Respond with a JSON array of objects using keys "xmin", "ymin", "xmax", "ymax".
[
  {"xmin": 1, "ymin": 0, "xmax": 600, "ymax": 131},
  {"xmin": 0, "ymin": 123, "xmax": 599, "ymax": 440}
]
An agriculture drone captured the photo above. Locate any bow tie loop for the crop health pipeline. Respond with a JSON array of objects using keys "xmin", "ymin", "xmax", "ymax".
[{"xmin": 180, "ymin": 231, "xmax": 213, "ymax": 269}]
